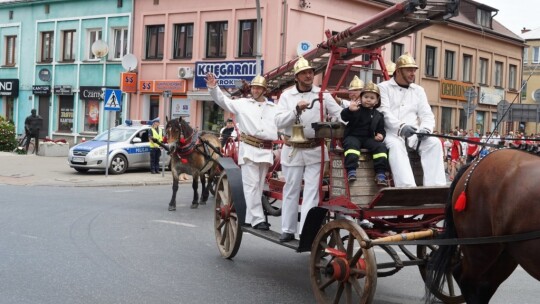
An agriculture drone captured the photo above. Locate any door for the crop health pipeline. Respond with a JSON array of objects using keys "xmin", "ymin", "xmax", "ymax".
[{"xmin": 38, "ymin": 96, "xmax": 50, "ymax": 138}]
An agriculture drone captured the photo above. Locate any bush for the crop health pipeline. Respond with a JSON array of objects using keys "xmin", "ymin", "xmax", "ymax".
[{"xmin": 0, "ymin": 116, "xmax": 17, "ymax": 152}]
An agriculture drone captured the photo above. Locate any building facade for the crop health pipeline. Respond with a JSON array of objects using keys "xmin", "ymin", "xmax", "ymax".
[
  {"xmin": 0, "ymin": 0, "xmax": 132, "ymax": 143},
  {"xmin": 521, "ymin": 27, "xmax": 540, "ymax": 135}
]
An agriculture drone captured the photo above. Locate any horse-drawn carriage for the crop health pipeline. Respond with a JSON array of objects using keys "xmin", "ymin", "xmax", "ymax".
[{"xmin": 164, "ymin": 1, "xmax": 540, "ymax": 303}]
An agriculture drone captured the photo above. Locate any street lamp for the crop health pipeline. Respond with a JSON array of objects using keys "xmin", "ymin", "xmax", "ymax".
[{"xmin": 464, "ymin": 87, "xmax": 477, "ymax": 132}]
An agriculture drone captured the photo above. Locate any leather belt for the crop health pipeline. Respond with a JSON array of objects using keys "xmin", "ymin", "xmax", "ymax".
[
  {"xmin": 283, "ymin": 136, "xmax": 321, "ymax": 149},
  {"xmin": 240, "ymin": 134, "xmax": 273, "ymax": 149}
]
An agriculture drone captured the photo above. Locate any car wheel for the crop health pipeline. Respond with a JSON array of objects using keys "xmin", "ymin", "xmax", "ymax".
[
  {"xmin": 74, "ymin": 168, "xmax": 89, "ymax": 173},
  {"xmin": 109, "ymin": 154, "xmax": 128, "ymax": 174}
]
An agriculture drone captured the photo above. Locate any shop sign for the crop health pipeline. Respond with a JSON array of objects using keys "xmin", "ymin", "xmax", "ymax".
[
  {"xmin": 479, "ymin": 87, "xmax": 504, "ymax": 105},
  {"xmin": 194, "ymin": 60, "xmax": 263, "ymax": 88},
  {"xmin": 79, "ymin": 86, "xmax": 104, "ymax": 100},
  {"xmin": 138, "ymin": 80, "xmax": 187, "ymax": 94},
  {"xmin": 32, "ymin": 85, "xmax": 51, "ymax": 96},
  {"xmin": 440, "ymin": 80, "xmax": 471, "ymax": 101},
  {"xmin": 121, "ymin": 72, "xmax": 138, "ymax": 93},
  {"xmin": 54, "ymin": 85, "xmax": 72, "ymax": 95},
  {"xmin": 0, "ymin": 79, "xmax": 19, "ymax": 97}
]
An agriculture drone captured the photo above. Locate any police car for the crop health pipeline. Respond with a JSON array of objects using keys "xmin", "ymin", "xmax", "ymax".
[{"xmin": 68, "ymin": 120, "xmax": 170, "ymax": 174}]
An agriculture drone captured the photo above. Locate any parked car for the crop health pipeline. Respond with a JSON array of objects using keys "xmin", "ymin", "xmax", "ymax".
[{"xmin": 68, "ymin": 121, "xmax": 170, "ymax": 174}]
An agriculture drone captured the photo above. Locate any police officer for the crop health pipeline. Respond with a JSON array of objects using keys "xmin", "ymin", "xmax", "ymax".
[
  {"xmin": 275, "ymin": 57, "xmax": 343, "ymax": 242},
  {"xmin": 24, "ymin": 109, "xmax": 43, "ymax": 155},
  {"xmin": 378, "ymin": 53, "xmax": 446, "ymax": 187},
  {"xmin": 148, "ymin": 118, "xmax": 163, "ymax": 174}
]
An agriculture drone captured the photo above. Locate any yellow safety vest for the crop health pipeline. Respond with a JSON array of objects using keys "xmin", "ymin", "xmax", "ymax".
[{"xmin": 149, "ymin": 128, "xmax": 163, "ymax": 148}]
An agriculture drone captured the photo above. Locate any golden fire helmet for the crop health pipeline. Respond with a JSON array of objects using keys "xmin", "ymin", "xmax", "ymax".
[
  {"xmin": 294, "ymin": 56, "xmax": 314, "ymax": 75},
  {"xmin": 361, "ymin": 81, "xmax": 380, "ymax": 96},
  {"xmin": 250, "ymin": 75, "xmax": 267, "ymax": 88},
  {"xmin": 386, "ymin": 61, "xmax": 396, "ymax": 76},
  {"xmin": 348, "ymin": 75, "xmax": 364, "ymax": 91},
  {"xmin": 396, "ymin": 53, "xmax": 418, "ymax": 69}
]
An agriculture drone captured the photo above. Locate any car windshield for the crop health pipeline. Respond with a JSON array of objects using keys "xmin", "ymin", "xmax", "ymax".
[{"xmin": 93, "ymin": 127, "xmax": 137, "ymax": 142}]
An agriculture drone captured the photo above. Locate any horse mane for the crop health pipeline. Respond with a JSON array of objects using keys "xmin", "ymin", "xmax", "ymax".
[{"xmin": 424, "ymin": 162, "xmax": 472, "ymax": 303}]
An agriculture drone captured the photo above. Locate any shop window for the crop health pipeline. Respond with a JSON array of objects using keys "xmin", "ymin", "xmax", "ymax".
[
  {"xmin": 441, "ymin": 107, "xmax": 452, "ymax": 134},
  {"xmin": 238, "ymin": 19, "xmax": 257, "ymax": 58},
  {"xmin": 206, "ymin": 21, "xmax": 228, "ymax": 58},
  {"xmin": 40, "ymin": 31, "xmax": 54, "ymax": 63},
  {"xmin": 149, "ymin": 95, "xmax": 159, "ymax": 120},
  {"xmin": 146, "ymin": 25, "xmax": 164, "ymax": 60},
  {"xmin": 58, "ymin": 96, "xmax": 74, "ymax": 132},
  {"xmin": 83, "ymin": 99, "xmax": 100, "ymax": 132},
  {"xmin": 173, "ymin": 23, "xmax": 193, "ymax": 59},
  {"xmin": 202, "ymin": 100, "xmax": 224, "ymax": 132},
  {"xmin": 5, "ymin": 97, "xmax": 14, "ymax": 123}
]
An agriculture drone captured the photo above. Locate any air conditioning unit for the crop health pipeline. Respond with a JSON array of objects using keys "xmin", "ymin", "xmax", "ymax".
[{"xmin": 178, "ymin": 67, "xmax": 194, "ymax": 79}]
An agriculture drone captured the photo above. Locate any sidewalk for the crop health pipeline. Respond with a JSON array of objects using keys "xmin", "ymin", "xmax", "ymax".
[{"xmin": 0, "ymin": 152, "xmax": 181, "ymax": 187}]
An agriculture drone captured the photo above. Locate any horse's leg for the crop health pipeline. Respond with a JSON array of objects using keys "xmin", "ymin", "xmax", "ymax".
[
  {"xmin": 169, "ymin": 167, "xmax": 179, "ymax": 211},
  {"xmin": 200, "ymin": 173, "xmax": 209, "ymax": 204},
  {"xmin": 190, "ymin": 172, "xmax": 199, "ymax": 209}
]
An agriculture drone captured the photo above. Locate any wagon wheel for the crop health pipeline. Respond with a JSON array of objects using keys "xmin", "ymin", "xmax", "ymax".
[
  {"xmin": 417, "ymin": 245, "xmax": 464, "ymax": 304},
  {"xmin": 214, "ymin": 172, "xmax": 242, "ymax": 259},
  {"xmin": 261, "ymin": 195, "xmax": 281, "ymax": 216},
  {"xmin": 310, "ymin": 219, "xmax": 377, "ymax": 304}
]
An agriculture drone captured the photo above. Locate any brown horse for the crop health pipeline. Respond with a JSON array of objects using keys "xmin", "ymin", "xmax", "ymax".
[
  {"xmin": 165, "ymin": 117, "xmax": 221, "ymax": 210},
  {"xmin": 425, "ymin": 148, "xmax": 540, "ymax": 304}
]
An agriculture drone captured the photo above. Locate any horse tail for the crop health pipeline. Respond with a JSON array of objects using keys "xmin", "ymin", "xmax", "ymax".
[{"xmin": 424, "ymin": 163, "xmax": 471, "ymax": 303}]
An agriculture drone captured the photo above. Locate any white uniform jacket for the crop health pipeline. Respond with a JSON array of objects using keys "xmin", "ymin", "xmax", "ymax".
[
  {"xmin": 209, "ymin": 86, "xmax": 278, "ymax": 165},
  {"xmin": 275, "ymin": 85, "xmax": 343, "ymax": 166},
  {"xmin": 378, "ymin": 78, "xmax": 435, "ymax": 134}
]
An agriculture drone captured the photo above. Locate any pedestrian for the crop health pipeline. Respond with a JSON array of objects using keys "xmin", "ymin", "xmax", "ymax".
[
  {"xmin": 465, "ymin": 129, "xmax": 480, "ymax": 163},
  {"xmin": 24, "ymin": 109, "xmax": 43, "ymax": 155},
  {"xmin": 340, "ymin": 81, "xmax": 389, "ymax": 186},
  {"xmin": 378, "ymin": 53, "xmax": 446, "ymax": 187},
  {"xmin": 219, "ymin": 118, "xmax": 237, "ymax": 147},
  {"xmin": 275, "ymin": 56, "xmax": 343, "ymax": 242},
  {"xmin": 148, "ymin": 118, "xmax": 164, "ymax": 174},
  {"xmin": 206, "ymin": 73, "xmax": 278, "ymax": 231},
  {"xmin": 449, "ymin": 131, "xmax": 462, "ymax": 181}
]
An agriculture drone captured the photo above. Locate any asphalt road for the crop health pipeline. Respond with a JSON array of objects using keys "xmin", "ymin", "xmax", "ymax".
[{"xmin": 0, "ymin": 183, "xmax": 537, "ymax": 304}]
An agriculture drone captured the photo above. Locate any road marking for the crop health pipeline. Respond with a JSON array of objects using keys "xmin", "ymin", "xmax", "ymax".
[
  {"xmin": 151, "ymin": 220, "xmax": 197, "ymax": 228},
  {"xmin": 113, "ymin": 190, "xmax": 134, "ymax": 193}
]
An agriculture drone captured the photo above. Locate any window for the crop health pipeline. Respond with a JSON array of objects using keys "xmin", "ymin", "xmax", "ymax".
[
  {"xmin": 425, "ymin": 46, "xmax": 436, "ymax": 77},
  {"xmin": 40, "ymin": 31, "xmax": 53, "ymax": 63},
  {"xmin": 173, "ymin": 23, "xmax": 193, "ymax": 59},
  {"xmin": 476, "ymin": 9, "xmax": 491, "ymax": 28},
  {"xmin": 206, "ymin": 21, "xmax": 228, "ymax": 58},
  {"xmin": 494, "ymin": 61, "xmax": 503, "ymax": 87},
  {"xmin": 391, "ymin": 43, "xmax": 403, "ymax": 63},
  {"xmin": 112, "ymin": 28, "xmax": 128, "ymax": 60},
  {"xmin": 62, "ymin": 30, "xmax": 76, "ymax": 62},
  {"xmin": 533, "ymin": 47, "xmax": 539, "ymax": 63},
  {"xmin": 146, "ymin": 25, "xmax": 164, "ymax": 59},
  {"xmin": 463, "ymin": 54, "xmax": 472, "ymax": 82},
  {"xmin": 441, "ymin": 107, "xmax": 452, "ymax": 134},
  {"xmin": 479, "ymin": 58, "xmax": 488, "ymax": 85},
  {"xmin": 509, "ymin": 64, "xmax": 517, "ymax": 90},
  {"xmin": 523, "ymin": 47, "xmax": 528, "ymax": 64},
  {"xmin": 444, "ymin": 50, "xmax": 455, "ymax": 79},
  {"xmin": 5, "ymin": 35, "xmax": 16, "ymax": 66},
  {"xmin": 238, "ymin": 20, "xmax": 257, "ymax": 57},
  {"xmin": 521, "ymin": 80, "xmax": 527, "ymax": 100},
  {"xmin": 88, "ymin": 29, "xmax": 102, "ymax": 60},
  {"xmin": 150, "ymin": 95, "xmax": 159, "ymax": 120}
]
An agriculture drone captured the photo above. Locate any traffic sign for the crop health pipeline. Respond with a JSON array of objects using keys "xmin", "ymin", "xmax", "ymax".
[
  {"xmin": 464, "ymin": 87, "xmax": 477, "ymax": 100},
  {"xmin": 104, "ymin": 89, "xmax": 122, "ymax": 111}
]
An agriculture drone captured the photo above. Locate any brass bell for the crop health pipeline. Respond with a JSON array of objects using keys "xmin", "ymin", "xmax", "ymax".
[{"xmin": 289, "ymin": 124, "xmax": 310, "ymax": 143}]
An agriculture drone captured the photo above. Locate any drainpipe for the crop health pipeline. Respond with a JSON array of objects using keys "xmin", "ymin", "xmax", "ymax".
[
  {"xmin": 280, "ymin": 0, "xmax": 288, "ymax": 65},
  {"xmin": 255, "ymin": 0, "xmax": 262, "ymax": 75}
]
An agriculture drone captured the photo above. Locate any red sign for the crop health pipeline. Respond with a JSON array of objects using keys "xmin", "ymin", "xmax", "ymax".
[{"xmin": 121, "ymin": 72, "xmax": 138, "ymax": 93}]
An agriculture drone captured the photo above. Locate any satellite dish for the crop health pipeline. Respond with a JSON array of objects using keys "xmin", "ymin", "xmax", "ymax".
[
  {"xmin": 122, "ymin": 54, "xmax": 138, "ymax": 71},
  {"xmin": 533, "ymin": 89, "xmax": 540, "ymax": 103}
]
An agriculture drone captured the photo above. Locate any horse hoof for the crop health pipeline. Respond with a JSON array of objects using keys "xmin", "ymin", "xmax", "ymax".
[
  {"xmin": 199, "ymin": 201, "xmax": 206, "ymax": 206},
  {"xmin": 190, "ymin": 203, "xmax": 199, "ymax": 209},
  {"xmin": 168, "ymin": 206, "xmax": 176, "ymax": 211}
]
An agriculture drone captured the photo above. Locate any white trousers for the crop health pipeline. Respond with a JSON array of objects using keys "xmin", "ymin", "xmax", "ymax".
[
  {"xmin": 384, "ymin": 134, "xmax": 446, "ymax": 187},
  {"xmin": 241, "ymin": 159, "xmax": 269, "ymax": 226},
  {"xmin": 281, "ymin": 163, "xmax": 321, "ymax": 234}
]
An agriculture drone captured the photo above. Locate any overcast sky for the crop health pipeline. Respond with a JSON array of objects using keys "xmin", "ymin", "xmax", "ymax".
[{"xmin": 477, "ymin": 0, "xmax": 539, "ymax": 35}]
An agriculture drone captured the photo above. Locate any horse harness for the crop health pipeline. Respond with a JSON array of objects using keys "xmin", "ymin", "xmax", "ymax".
[{"xmin": 171, "ymin": 124, "xmax": 220, "ymax": 174}]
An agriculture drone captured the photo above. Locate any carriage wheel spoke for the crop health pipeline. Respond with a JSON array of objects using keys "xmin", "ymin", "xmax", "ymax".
[
  {"xmin": 346, "ymin": 232, "xmax": 354, "ymax": 256},
  {"xmin": 318, "ymin": 276, "xmax": 337, "ymax": 291},
  {"xmin": 349, "ymin": 246, "xmax": 363, "ymax": 266},
  {"xmin": 220, "ymin": 223, "xmax": 229, "ymax": 246},
  {"xmin": 216, "ymin": 219, "xmax": 226, "ymax": 230},
  {"xmin": 333, "ymin": 282, "xmax": 344, "ymax": 304},
  {"xmin": 217, "ymin": 190, "xmax": 228, "ymax": 204},
  {"xmin": 350, "ymin": 277, "xmax": 364, "ymax": 297},
  {"xmin": 331, "ymin": 230, "xmax": 345, "ymax": 251},
  {"xmin": 344, "ymin": 281, "xmax": 352, "ymax": 304}
]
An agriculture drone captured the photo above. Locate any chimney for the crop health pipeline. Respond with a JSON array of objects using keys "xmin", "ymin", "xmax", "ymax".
[{"xmin": 521, "ymin": 27, "xmax": 531, "ymax": 34}]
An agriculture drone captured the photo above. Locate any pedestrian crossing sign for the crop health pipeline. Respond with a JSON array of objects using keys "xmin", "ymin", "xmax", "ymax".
[{"xmin": 104, "ymin": 89, "xmax": 122, "ymax": 111}]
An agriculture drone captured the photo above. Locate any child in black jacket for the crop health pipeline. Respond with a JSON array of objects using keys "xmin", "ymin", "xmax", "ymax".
[{"xmin": 340, "ymin": 81, "xmax": 389, "ymax": 186}]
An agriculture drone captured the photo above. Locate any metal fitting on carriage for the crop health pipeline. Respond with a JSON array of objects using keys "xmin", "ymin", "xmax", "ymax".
[{"xmin": 358, "ymin": 219, "xmax": 374, "ymax": 229}]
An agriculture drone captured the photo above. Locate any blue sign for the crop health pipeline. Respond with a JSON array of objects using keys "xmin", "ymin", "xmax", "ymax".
[
  {"xmin": 194, "ymin": 60, "xmax": 263, "ymax": 89},
  {"xmin": 104, "ymin": 89, "xmax": 122, "ymax": 111}
]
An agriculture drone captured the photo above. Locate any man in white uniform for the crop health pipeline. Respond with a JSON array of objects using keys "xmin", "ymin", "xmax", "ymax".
[
  {"xmin": 275, "ymin": 57, "xmax": 343, "ymax": 242},
  {"xmin": 378, "ymin": 53, "xmax": 446, "ymax": 187},
  {"xmin": 206, "ymin": 74, "xmax": 278, "ymax": 230}
]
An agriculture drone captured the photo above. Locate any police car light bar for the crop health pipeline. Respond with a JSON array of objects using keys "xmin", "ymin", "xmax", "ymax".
[{"xmin": 125, "ymin": 120, "xmax": 153, "ymax": 126}]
